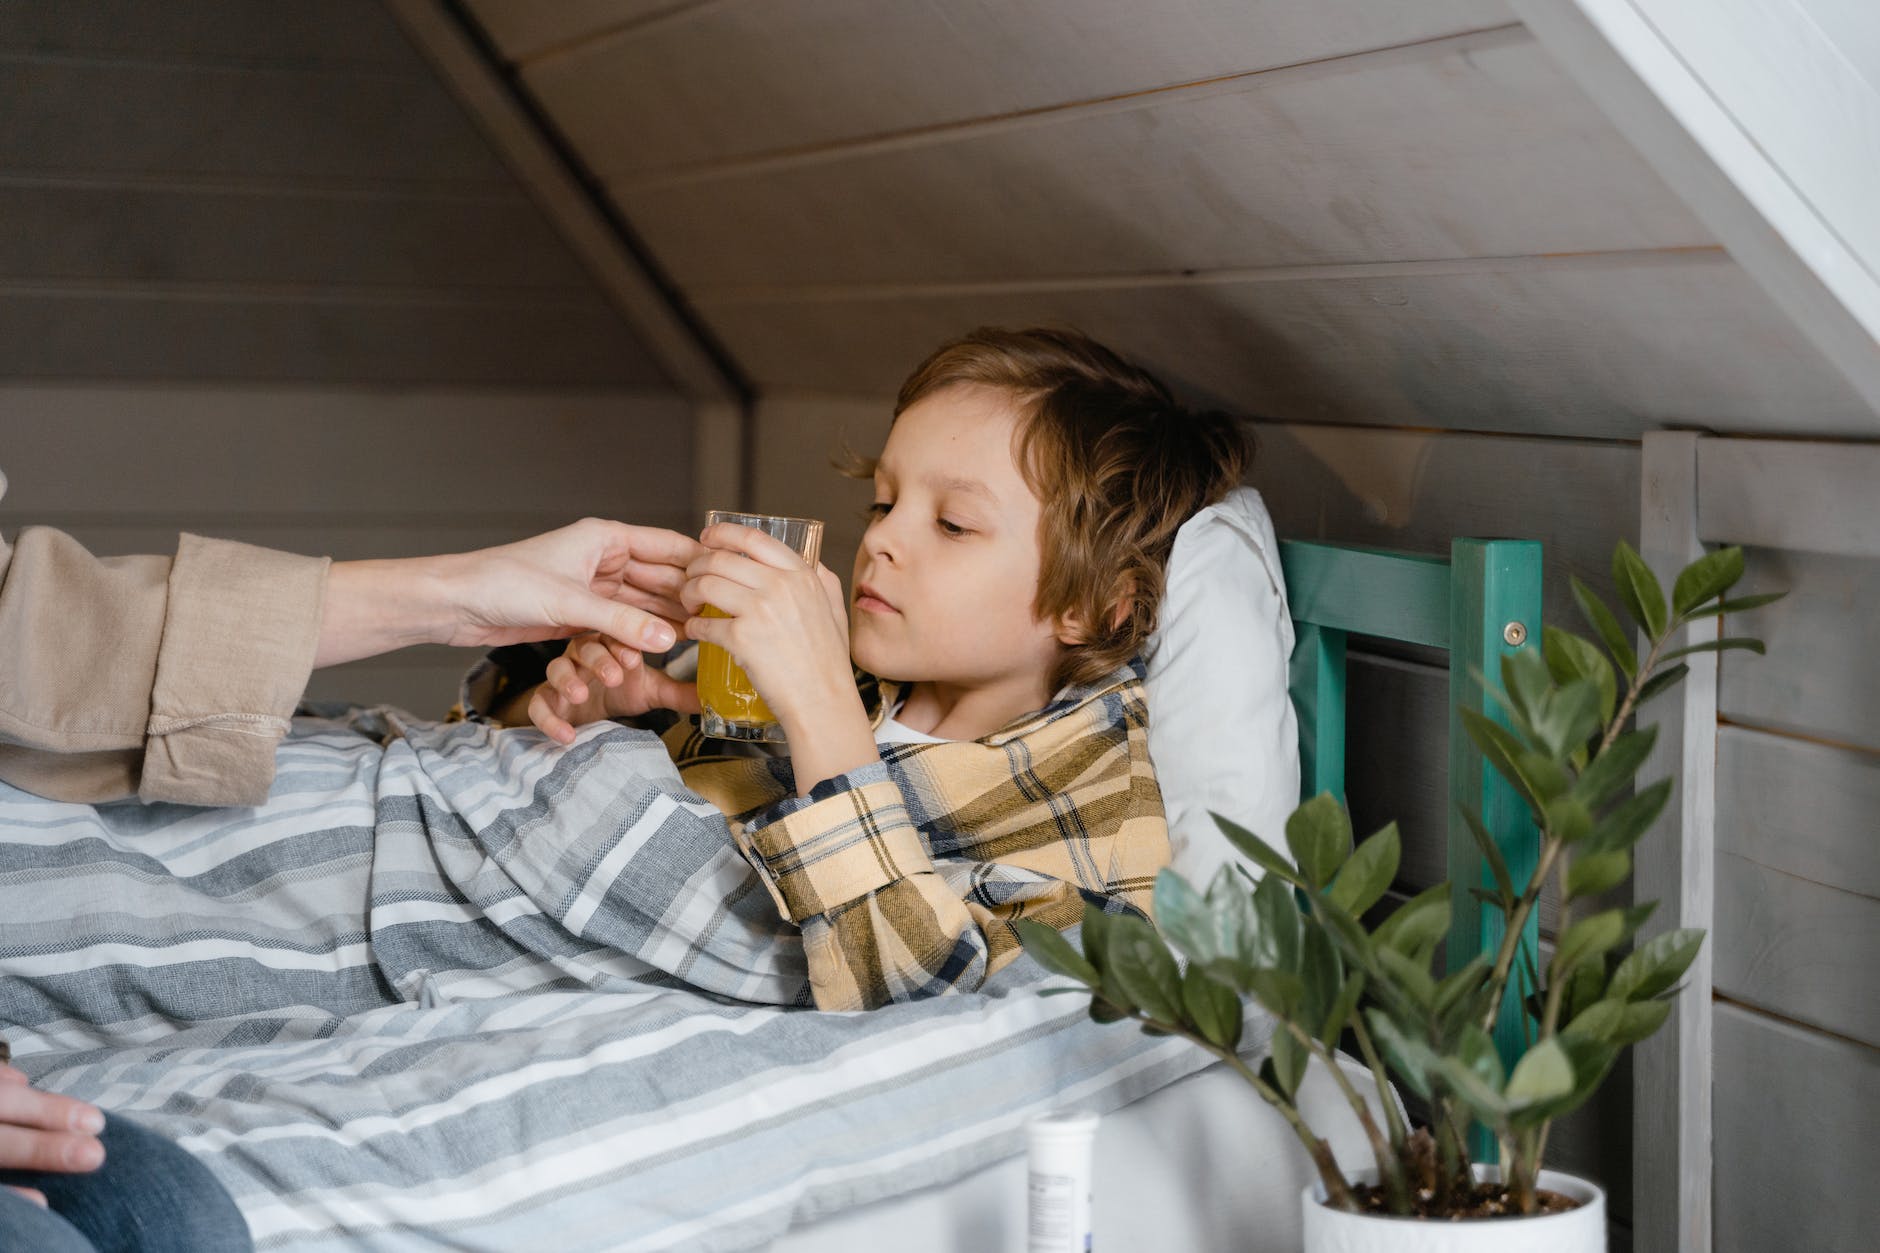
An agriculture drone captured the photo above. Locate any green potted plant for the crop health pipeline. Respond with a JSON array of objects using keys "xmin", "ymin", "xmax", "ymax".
[{"xmin": 1019, "ymin": 542, "xmax": 1779, "ymax": 1252}]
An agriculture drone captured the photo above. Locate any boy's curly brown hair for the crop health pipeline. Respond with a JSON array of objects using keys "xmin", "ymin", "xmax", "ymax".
[{"xmin": 852, "ymin": 326, "xmax": 1252, "ymax": 695}]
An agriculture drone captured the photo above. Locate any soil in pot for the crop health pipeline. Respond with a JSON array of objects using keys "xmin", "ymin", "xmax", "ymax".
[{"xmin": 1347, "ymin": 1180, "xmax": 1582, "ymax": 1220}]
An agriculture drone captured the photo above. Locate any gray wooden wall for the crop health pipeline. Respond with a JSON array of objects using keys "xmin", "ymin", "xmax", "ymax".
[
  {"xmin": 0, "ymin": 0, "xmax": 692, "ymax": 714},
  {"xmin": 1706, "ymin": 540, "xmax": 1879, "ymax": 1253}
]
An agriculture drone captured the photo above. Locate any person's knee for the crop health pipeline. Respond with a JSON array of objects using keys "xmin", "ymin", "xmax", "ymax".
[
  {"xmin": 60, "ymin": 1114, "xmax": 253, "ymax": 1253},
  {"xmin": 0, "ymin": 1187, "xmax": 99, "ymax": 1253}
]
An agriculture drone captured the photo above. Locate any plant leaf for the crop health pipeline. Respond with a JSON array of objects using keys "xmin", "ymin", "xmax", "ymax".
[
  {"xmin": 1571, "ymin": 574, "xmax": 1638, "ymax": 678},
  {"xmin": 1284, "ymin": 794, "xmax": 1352, "ymax": 890},
  {"xmin": 1457, "ymin": 802, "xmax": 1515, "ymax": 907},
  {"xmin": 1505, "ymin": 1037, "xmax": 1575, "ymax": 1107},
  {"xmin": 1180, "ymin": 965, "xmax": 1243, "ymax": 1051},
  {"xmin": 1327, "ymin": 822, "xmax": 1400, "ymax": 917},
  {"xmin": 1658, "ymin": 637, "xmax": 1767, "ymax": 664},
  {"xmin": 1608, "ymin": 927, "xmax": 1706, "ymax": 1002},
  {"xmin": 1509, "ymin": 1035, "xmax": 1617, "ymax": 1128},
  {"xmin": 1014, "ymin": 919, "xmax": 1100, "ymax": 987},
  {"xmin": 1246, "ymin": 968, "xmax": 1305, "ymax": 1020},
  {"xmin": 1322, "ymin": 969, "xmax": 1366, "ymax": 1045},
  {"xmin": 1299, "ymin": 923, "xmax": 1341, "ymax": 1035},
  {"xmin": 1104, "ymin": 915, "xmax": 1184, "ymax": 1026},
  {"xmin": 1672, "ymin": 546, "xmax": 1744, "ymax": 619},
  {"xmin": 1460, "ymin": 706, "xmax": 1546, "ymax": 809},
  {"xmin": 1613, "ymin": 540, "xmax": 1668, "ymax": 639},
  {"xmin": 1681, "ymin": 591, "xmax": 1786, "ymax": 619},
  {"xmin": 1210, "ymin": 812, "xmax": 1304, "ymax": 889},
  {"xmin": 1585, "ymin": 778, "xmax": 1673, "ymax": 854},
  {"xmin": 1269, "ymin": 1026, "xmax": 1308, "ymax": 1100},
  {"xmin": 1312, "ymin": 898, "xmax": 1375, "ymax": 970},
  {"xmin": 1251, "ymin": 872, "xmax": 1304, "ymax": 973},
  {"xmin": 1364, "ymin": 1010, "xmax": 1434, "ymax": 1101},
  {"xmin": 1500, "ymin": 647, "xmax": 1553, "ymax": 727},
  {"xmin": 1566, "ymin": 849, "xmax": 1631, "ymax": 900},
  {"xmin": 1457, "ymin": 1022, "xmax": 1507, "ymax": 1093},
  {"xmin": 1544, "ymin": 794, "xmax": 1594, "ymax": 844},
  {"xmin": 1080, "ymin": 903, "xmax": 1112, "ymax": 971},
  {"xmin": 1573, "ymin": 725, "xmax": 1659, "ymax": 810},
  {"xmin": 1544, "ymin": 626, "xmax": 1617, "ymax": 723},
  {"xmin": 1153, "ymin": 867, "xmax": 1221, "ymax": 967},
  {"xmin": 1531, "ymin": 677, "xmax": 1605, "ymax": 760},
  {"xmin": 1635, "ymin": 663, "xmax": 1690, "ymax": 708},
  {"xmin": 1373, "ymin": 882, "xmax": 1451, "ymax": 964},
  {"xmin": 1375, "ymin": 946, "xmax": 1438, "ymax": 1010},
  {"xmin": 1562, "ymin": 957, "xmax": 1608, "ymax": 1021},
  {"xmin": 1552, "ymin": 908, "xmax": 1630, "ymax": 981}
]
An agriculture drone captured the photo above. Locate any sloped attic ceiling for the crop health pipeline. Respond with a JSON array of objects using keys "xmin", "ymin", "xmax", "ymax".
[{"xmin": 408, "ymin": 0, "xmax": 1880, "ymax": 439}]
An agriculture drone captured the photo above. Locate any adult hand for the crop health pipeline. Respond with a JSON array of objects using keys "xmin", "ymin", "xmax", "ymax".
[
  {"xmin": 679, "ymin": 521, "xmax": 853, "ymax": 727},
  {"xmin": 0, "ymin": 1066, "xmax": 105, "ymax": 1208},
  {"xmin": 437, "ymin": 519, "xmax": 701, "ymax": 651},
  {"xmin": 527, "ymin": 632, "xmax": 703, "ymax": 744},
  {"xmin": 316, "ymin": 519, "xmax": 705, "ymax": 668}
]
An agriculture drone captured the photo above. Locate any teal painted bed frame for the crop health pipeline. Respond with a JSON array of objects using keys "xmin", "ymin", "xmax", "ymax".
[{"xmin": 1277, "ymin": 537, "xmax": 1542, "ymax": 1161}]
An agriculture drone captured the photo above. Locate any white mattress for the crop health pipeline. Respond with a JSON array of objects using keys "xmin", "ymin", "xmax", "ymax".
[{"xmin": 766, "ymin": 1050, "xmax": 1386, "ymax": 1253}]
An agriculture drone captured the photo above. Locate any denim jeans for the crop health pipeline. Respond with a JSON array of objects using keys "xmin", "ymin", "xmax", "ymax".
[{"xmin": 0, "ymin": 1113, "xmax": 251, "ymax": 1252}]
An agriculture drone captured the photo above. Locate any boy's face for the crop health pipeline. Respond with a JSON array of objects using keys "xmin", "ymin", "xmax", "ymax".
[{"xmin": 850, "ymin": 384, "xmax": 1071, "ymax": 696}]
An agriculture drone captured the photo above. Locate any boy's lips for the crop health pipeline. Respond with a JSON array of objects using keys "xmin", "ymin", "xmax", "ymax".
[{"xmin": 855, "ymin": 583, "xmax": 898, "ymax": 614}]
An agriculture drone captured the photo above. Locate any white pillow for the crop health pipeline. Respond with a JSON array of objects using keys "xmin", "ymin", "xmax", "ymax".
[{"xmin": 1143, "ymin": 486, "xmax": 1300, "ymax": 888}]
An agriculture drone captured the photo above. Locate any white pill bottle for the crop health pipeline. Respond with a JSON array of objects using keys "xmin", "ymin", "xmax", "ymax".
[{"xmin": 1026, "ymin": 1110, "xmax": 1099, "ymax": 1253}]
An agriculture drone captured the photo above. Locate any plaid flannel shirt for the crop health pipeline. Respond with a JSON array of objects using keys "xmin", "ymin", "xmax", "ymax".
[{"xmin": 462, "ymin": 648, "xmax": 1170, "ymax": 1011}]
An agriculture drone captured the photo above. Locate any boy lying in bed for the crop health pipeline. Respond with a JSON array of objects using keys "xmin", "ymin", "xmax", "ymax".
[{"xmin": 465, "ymin": 327, "xmax": 1251, "ymax": 1011}]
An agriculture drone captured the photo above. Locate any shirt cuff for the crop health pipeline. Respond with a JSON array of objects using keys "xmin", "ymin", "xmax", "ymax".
[
  {"xmin": 742, "ymin": 761, "xmax": 937, "ymax": 921},
  {"xmin": 139, "ymin": 535, "xmax": 329, "ymax": 806}
]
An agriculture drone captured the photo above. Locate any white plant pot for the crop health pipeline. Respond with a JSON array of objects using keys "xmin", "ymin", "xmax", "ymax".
[{"xmin": 1301, "ymin": 1165, "xmax": 1606, "ymax": 1253}]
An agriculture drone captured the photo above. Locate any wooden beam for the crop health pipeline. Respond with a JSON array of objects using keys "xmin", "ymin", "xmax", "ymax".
[
  {"xmin": 1695, "ymin": 437, "xmax": 1880, "ymax": 559},
  {"xmin": 384, "ymin": 0, "xmax": 747, "ymax": 411},
  {"xmin": 1633, "ymin": 430, "xmax": 1718, "ymax": 1253},
  {"xmin": 1511, "ymin": 0, "xmax": 1880, "ymax": 427}
]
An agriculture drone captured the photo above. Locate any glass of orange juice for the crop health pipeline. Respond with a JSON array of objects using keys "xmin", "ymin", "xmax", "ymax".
[{"xmin": 697, "ymin": 509, "xmax": 824, "ymax": 742}]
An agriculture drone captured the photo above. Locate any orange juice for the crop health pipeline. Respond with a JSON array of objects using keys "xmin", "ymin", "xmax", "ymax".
[
  {"xmin": 695, "ymin": 510, "xmax": 822, "ymax": 742},
  {"xmin": 697, "ymin": 606, "xmax": 777, "ymax": 732}
]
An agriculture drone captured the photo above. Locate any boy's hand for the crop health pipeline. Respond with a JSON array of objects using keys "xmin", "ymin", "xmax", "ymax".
[
  {"xmin": 680, "ymin": 522, "xmax": 854, "ymax": 727},
  {"xmin": 528, "ymin": 633, "xmax": 701, "ymax": 744}
]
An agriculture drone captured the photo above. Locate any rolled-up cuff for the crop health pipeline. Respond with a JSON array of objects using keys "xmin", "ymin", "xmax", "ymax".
[
  {"xmin": 139, "ymin": 535, "xmax": 329, "ymax": 806},
  {"xmin": 744, "ymin": 768, "xmax": 935, "ymax": 921}
]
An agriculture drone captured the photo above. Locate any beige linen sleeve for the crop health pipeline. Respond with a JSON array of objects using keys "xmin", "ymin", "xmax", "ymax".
[{"xmin": 0, "ymin": 489, "xmax": 329, "ymax": 806}]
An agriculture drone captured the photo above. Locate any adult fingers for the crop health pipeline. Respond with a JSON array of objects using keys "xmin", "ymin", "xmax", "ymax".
[
  {"xmin": 0, "ymin": 1076, "xmax": 102, "ymax": 1137},
  {"xmin": 0, "ymin": 1122, "xmax": 103, "ymax": 1173},
  {"xmin": 0, "ymin": 1077, "xmax": 106, "ymax": 1174},
  {"xmin": 569, "ymin": 519, "xmax": 705, "ymax": 571},
  {"xmin": 5, "ymin": 1185, "xmax": 47, "ymax": 1207},
  {"xmin": 556, "ymin": 593, "xmax": 679, "ymax": 654}
]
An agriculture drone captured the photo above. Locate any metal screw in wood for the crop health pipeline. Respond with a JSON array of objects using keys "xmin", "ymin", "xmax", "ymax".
[{"xmin": 1503, "ymin": 621, "xmax": 1527, "ymax": 646}]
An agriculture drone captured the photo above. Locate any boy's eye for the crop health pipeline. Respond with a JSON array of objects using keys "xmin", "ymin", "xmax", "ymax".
[
  {"xmin": 864, "ymin": 501, "xmax": 892, "ymax": 518},
  {"xmin": 938, "ymin": 517, "xmax": 969, "ymax": 537}
]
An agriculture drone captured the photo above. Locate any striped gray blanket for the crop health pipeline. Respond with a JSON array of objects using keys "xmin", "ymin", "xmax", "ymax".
[{"xmin": 0, "ymin": 710, "xmax": 1227, "ymax": 1250}]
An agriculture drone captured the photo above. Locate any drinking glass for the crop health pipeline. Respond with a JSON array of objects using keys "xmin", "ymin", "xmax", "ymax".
[{"xmin": 696, "ymin": 509, "xmax": 824, "ymax": 742}]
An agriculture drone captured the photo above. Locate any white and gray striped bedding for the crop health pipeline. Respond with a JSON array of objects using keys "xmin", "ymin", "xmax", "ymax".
[{"xmin": 0, "ymin": 710, "xmax": 1229, "ymax": 1250}]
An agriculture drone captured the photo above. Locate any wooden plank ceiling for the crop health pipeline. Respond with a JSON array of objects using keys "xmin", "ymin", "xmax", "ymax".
[
  {"xmin": 0, "ymin": 0, "xmax": 667, "ymax": 385},
  {"xmin": 454, "ymin": 0, "xmax": 1877, "ymax": 437}
]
